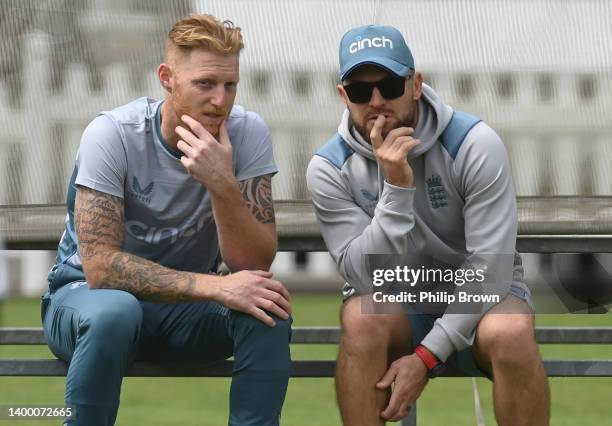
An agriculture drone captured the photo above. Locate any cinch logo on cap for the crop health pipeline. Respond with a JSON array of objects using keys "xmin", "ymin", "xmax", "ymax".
[
  {"xmin": 339, "ymin": 25, "xmax": 414, "ymax": 81},
  {"xmin": 349, "ymin": 36, "xmax": 393, "ymax": 54}
]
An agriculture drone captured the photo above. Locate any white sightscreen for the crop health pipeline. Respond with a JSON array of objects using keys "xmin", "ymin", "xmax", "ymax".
[{"xmin": 1, "ymin": 0, "xmax": 611, "ymax": 204}]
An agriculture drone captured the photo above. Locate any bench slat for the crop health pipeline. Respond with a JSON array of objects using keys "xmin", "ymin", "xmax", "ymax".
[
  {"xmin": 535, "ymin": 326, "xmax": 612, "ymax": 344},
  {"xmin": 0, "ymin": 360, "xmax": 336, "ymax": 378},
  {"xmin": 1, "ymin": 359, "xmax": 611, "ymax": 377},
  {"xmin": 8, "ymin": 235, "xmax": 612, "ymax": 253},
  {"xmin": 5, "ymin": 200, "xmax": 612, "ymax": 252},
  {"xmin": 3, "ymin": 327, "xmax": 612, "ymax": 345}
]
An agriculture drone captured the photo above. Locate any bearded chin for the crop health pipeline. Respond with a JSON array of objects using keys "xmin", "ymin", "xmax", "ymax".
[
  {"xmin": 351, "ymin": 119, "xmax": 371, "ymax": 144},
  {"xmin": 349, "ymin": 116, "xmax": 410, "ymax": 144},
  {"xmin": 350, "ymin": 112, "xmax": 416, "ymax": 144},
  {"xmin": 206, "ymin": 124, "xmax": 221, "ymax": 138}
]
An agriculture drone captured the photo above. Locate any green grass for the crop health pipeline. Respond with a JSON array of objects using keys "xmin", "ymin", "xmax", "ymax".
[{"xmin": 0, "ymin": 295, "xmax": 611, "ymax": 425}]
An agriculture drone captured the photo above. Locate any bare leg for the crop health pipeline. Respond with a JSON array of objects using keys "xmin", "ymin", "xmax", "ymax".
[
  {"xmin": 336, "ymin": 296, "xmax": 411, "ymax": 426},
  {"xmin": 473, "ymin": 296, "xmax": 550, "ymax": 426}
]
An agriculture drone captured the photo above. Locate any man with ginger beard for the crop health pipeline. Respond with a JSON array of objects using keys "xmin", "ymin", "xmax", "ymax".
[
  {"xmin": 41, "ymin": 14, "xmax": 291, "ymax": 426},
  {"xmin": 307, "ymin": 25, "xmax": 550, "ymax": 425}
]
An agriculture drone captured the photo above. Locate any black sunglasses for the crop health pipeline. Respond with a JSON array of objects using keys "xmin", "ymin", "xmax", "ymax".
[{"xmin": 343, "ymin": 74, "xmax": 408, "ymax": 103}]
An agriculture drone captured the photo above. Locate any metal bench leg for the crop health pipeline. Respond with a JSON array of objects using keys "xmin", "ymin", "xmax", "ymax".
[{"xmin": 401, "ymin": 403, "xmax": 416, "ymax": 426}]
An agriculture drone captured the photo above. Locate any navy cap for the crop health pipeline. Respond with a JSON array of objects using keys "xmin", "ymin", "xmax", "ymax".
[{"xmin": 339, "ymin": 25, "xmax": 414, "ymax": 81}]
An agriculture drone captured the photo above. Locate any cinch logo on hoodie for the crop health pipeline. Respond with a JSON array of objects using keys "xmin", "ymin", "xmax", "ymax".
[{"xmin": 349, "ymin": 36, "xmax": 393, "ymax": 53}]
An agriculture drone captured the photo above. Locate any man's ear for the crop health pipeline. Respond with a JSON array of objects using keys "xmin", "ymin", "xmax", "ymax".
[
  {"xmin": 412, "ymin": 71, "xmax": 423, "ymax": 100},
  {"xmin": 337, "ymin": 84, "xmax": 349, "ymax": 107},
  {"xmin": 157, "ymin": 63, "xmax": 173, "ymax": 93}
]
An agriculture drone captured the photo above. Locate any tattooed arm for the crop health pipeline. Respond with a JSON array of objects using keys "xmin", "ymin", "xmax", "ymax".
[
  {"xmin": 175, "ymin": 116, "xmax": 277, "ymax": 271},
  {"xmin": 238, "ymin": 174, "xmax": 276, "ymax": 225},
  {"xmin": 75, "ymin": 185, "xmax": 206, "ymax": 302},
  {"xmin": 75, "ymin": 185, "xmax": 289, "ymax": 323},
  {"xmin": 209, "ymin": 173, "xmax": 278, "ymax": 272}
]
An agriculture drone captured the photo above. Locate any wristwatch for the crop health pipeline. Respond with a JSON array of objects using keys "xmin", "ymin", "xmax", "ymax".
[{"xmin": 414, "ymin": 344, "xmax": 446, "ymax": 378}]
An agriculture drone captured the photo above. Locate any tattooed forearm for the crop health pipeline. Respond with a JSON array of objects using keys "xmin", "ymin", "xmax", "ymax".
[
  {"xmin": 74, "ymin": 186, "xmax": 201, "ymax": 302},
  {"xmin": 238, "ymin": 174, "xmax": 275, "ymax": 224},
  {"xmin": 108, "ymin": 253, "xmax": 198, "ymax": 303}
]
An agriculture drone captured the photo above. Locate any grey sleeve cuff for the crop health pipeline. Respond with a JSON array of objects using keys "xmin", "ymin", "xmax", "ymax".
[
  {"xmin": 419, "ymin": 322, "xmax": 458, "ymax": 363},
  {"xmin": 74, "ymin": 178, "xmax": 125, "ymax": 199},
  {"xmin": 377, "ymin": 181, "xmax": 416, "ymax": 213}
]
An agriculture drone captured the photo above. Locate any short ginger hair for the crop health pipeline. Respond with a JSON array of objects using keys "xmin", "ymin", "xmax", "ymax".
[{"xmin": 166, "ymin": 14, "xmax": 244, "ymax": 58}]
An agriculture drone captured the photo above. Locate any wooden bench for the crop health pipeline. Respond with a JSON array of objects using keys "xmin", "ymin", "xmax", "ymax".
[
  {"xmin": 2, "ymin": 326, "xmax": 612, "ymax": 378},
  {"xmin": 2, "ymin": 326, "xmax": 612, "ymax": 426},
  {"xmin": 3, "ymin": 197, "xmax": 612, "ymax": 252}
]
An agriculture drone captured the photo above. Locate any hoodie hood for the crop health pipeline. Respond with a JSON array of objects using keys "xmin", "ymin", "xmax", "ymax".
[{"xmin": 337, "ymin": 84, "xmax": 454, "ymax": 161}]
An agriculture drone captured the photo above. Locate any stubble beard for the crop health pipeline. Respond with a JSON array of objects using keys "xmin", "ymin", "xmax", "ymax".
[
  {"xmin": 351, "ymin": 103, "xmax": 418, "ymax": 144},
  {"xmin": 170, "ymin": 96, "xmax": 231, "ymax": 139}
]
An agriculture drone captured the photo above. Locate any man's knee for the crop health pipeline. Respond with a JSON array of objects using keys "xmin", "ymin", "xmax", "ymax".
[
  {"xmin": 231, "ymin": 312, "xmax": 292, "ymax": 372},
  {"xmin": 233, "ymin": 311, "xmax": 293, "ymax": 342},
  {"xmin": 477, "ymin": 313, "xmax": 537, "ymax": 366},
  {"xmin": 80, "ymin": 290, "xmax": 143, "ymax": 344},
  {"xmin": 340, "ymin": 296, "xmax": 409, "ymax": 354}
]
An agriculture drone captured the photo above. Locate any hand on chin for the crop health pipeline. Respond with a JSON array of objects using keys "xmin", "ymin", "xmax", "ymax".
[
  {"xmin": 203, "ymin": 123, "xmax": 220, "ymax": 139},
  {"xmin": 199, "ymin": 115, "xmax": 225, "ymax": 139},
  {"xmin": 191, "ymin": 116, "xmax": 219, "ymax": 139}
]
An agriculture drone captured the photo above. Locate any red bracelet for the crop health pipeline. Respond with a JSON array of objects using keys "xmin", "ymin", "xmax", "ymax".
[{"xmin": 414, "ymin": 345, "xmax": 440, "ymax": 371}]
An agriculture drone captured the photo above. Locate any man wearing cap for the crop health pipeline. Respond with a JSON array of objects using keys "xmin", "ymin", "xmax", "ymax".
[{"xmin": 307, "ymin": 25, "xmax": 549, "ymax": 425}]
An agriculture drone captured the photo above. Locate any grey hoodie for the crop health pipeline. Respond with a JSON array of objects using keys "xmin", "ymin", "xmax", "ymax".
[{"xmin": 306, "ymin": 84, "xmax": 528, "ymax": 361}]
